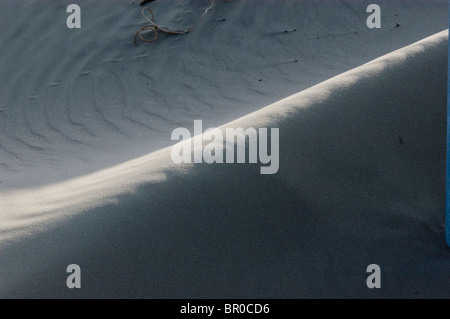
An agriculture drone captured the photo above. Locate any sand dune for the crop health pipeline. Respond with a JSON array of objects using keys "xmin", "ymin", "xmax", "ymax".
[
  {"xmin": 0, "ymin": 26, "xmax": 448, "ymax": 297},
  {"xmin": 0, "ymin": 0, "xmax": 448, "ymax": 190}
]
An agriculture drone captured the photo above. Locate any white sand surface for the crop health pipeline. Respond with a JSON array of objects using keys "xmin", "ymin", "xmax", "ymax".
[{"xmin": 0, "ymin": 0, "xmax": 449, "ymax": 298}]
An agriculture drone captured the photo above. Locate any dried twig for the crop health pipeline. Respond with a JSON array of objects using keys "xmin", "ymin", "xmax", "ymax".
[{"xmin": 134, "ymin": 0, "xmax": 218, "ymax": 44}]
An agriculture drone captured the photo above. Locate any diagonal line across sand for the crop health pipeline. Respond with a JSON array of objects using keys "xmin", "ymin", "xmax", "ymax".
[{"xmin": 0, "ymin": 30, "xmax": 448, "ymax": 298}]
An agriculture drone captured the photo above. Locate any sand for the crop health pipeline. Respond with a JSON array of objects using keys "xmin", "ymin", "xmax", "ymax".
[{"xmin": 0, "ymin": 0, "xmax": 449, "ymax": 298}]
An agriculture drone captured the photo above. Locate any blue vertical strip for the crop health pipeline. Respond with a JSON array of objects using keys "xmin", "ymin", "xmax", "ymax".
[{"xmin": 446, "ymin": 1, "xmax": 450, "ymax": 246}]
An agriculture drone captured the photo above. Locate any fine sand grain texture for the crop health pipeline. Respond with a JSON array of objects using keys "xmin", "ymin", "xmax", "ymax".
[
  {"xmin": 0, "ymin": 0, "xmax": 448, "ymax": 189},
  {"xmin": 0, "ymin": 0, "xmax": 449, "ymax": 298}
]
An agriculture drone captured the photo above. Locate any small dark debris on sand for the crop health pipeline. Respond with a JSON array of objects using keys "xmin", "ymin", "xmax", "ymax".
[{"xmin": 140, "ymin": 0, "xmax": 155, "ymax": 6}]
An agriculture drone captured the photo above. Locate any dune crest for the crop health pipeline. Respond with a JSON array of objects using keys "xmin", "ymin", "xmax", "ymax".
[{"xmin": 0, "ymin": 29, "xmax": 448, "ymax": 298}]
